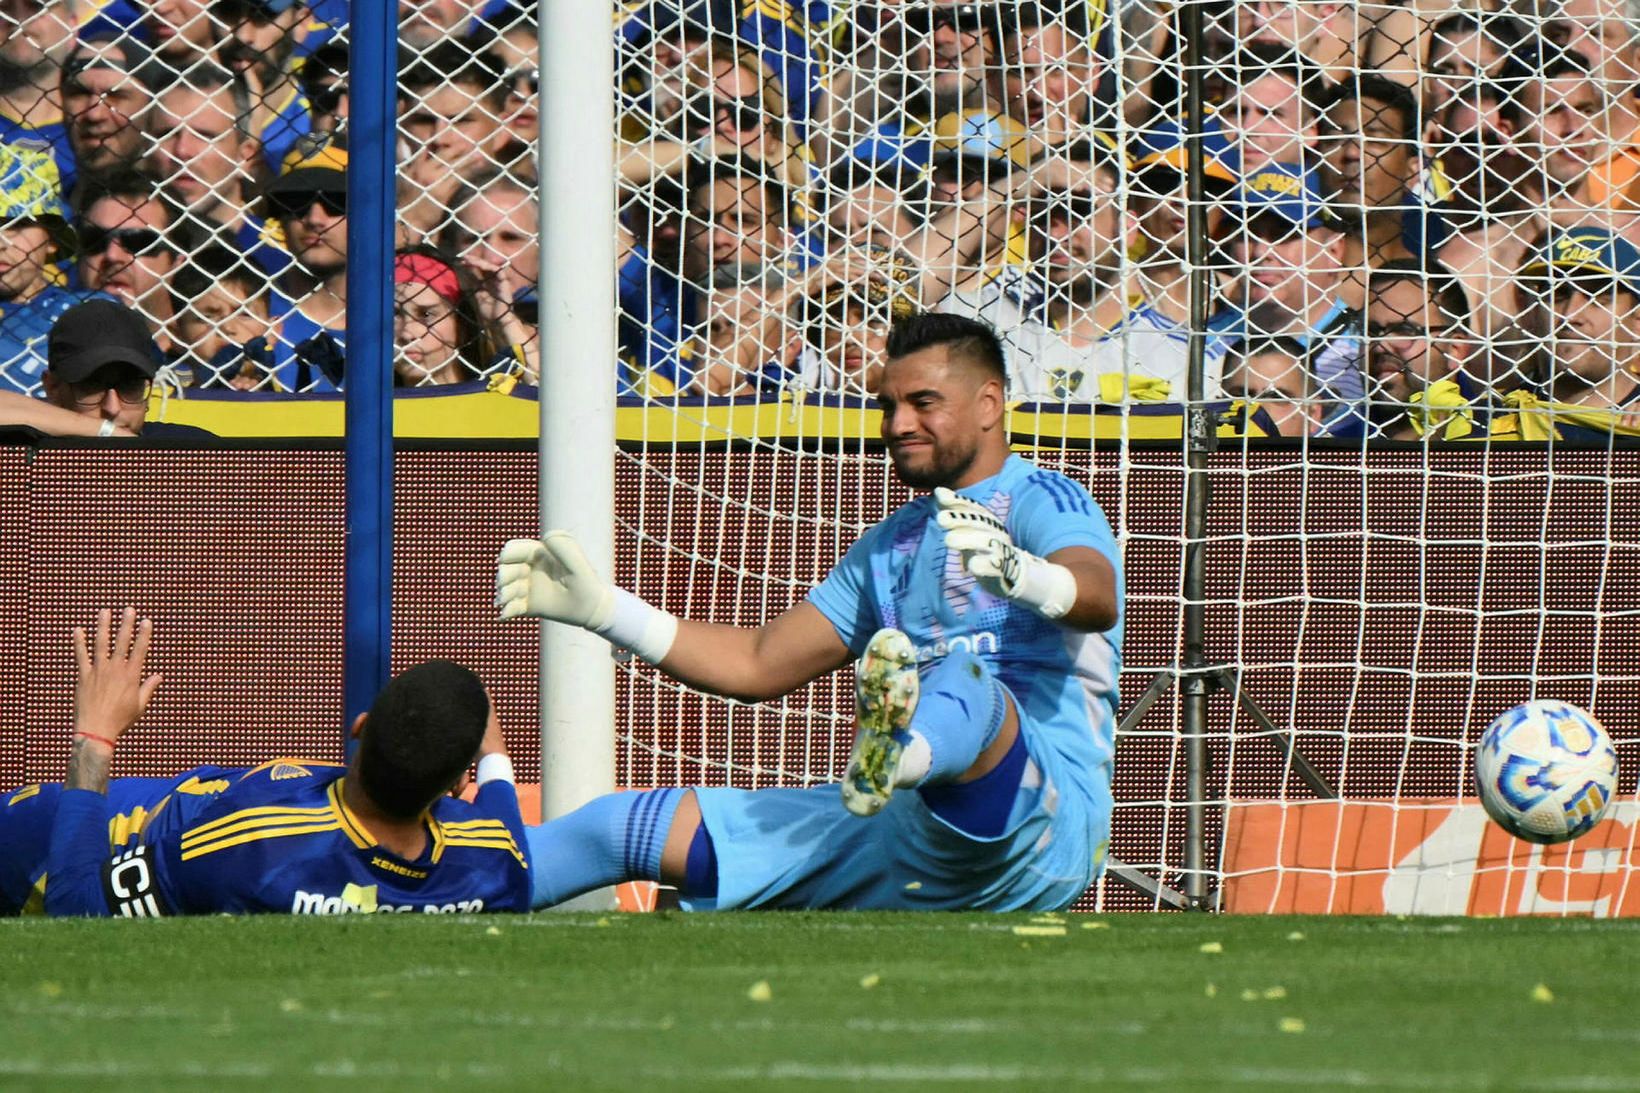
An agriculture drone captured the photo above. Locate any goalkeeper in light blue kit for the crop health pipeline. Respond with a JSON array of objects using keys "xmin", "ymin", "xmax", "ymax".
[{"xmin": 499, "ymin": 313, "xmax": 1123, "ymax": 911}]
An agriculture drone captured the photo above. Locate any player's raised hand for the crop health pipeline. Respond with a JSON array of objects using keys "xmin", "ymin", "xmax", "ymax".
[
  {"xmin": 72, "ymin": 606, "xmax": 162, "ymax": 745},
  {"xmin": 494, "ymin": 533, "xmax": 616, "ymax": 628},
  {"xmin": 934, "ymin": 487, "xmax": 1020, "ymax": 597}
]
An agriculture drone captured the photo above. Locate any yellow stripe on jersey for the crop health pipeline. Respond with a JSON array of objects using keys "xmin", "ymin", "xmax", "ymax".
[
  {"xmin": 109, "ymin": 796, "xmax": 170, "ymax": 848},
  {"xmin": 441, "ymin": 819, "xmax": 513, "ymax": 834},
  {"xmin": 328, "ymin": 781, "xmax": 376, "ymax": 849},
  {"xmin": 7, "ymin": 784, "xmax": 41, "ymax": 806},
  {"xmin": 180, "ymin": 819, "xmax": 344, "ymax": 861},
  {"xmin": 181, "ymin": 804, "xmax": 334, "ymax": 845},
  {"xmin": 442, "ymin": 835, "xmax": 527, "ymax": 867},
  {"xmin": 428, "ymin": 816, "xmax": 446, "ymax": 864}
]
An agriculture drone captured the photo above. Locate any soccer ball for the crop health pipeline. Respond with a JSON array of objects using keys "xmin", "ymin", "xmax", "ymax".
[{"xmin": 1474, "ymin": 700, "xmax": 1619, "ymax": 845}]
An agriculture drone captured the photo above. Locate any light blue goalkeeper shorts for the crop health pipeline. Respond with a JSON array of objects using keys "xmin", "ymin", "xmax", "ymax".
[{"xmin": 680, "ymin": 679, "xmax": 1112, "ymax": 912}]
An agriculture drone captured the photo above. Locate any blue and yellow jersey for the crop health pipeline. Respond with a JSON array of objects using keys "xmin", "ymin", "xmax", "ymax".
[
  {"xmin": 0, "ymin": 112, "xmax": 75, "ymax": 198},
  {"xmin": 0, "ymin": 287, "xmax": 107, "ymax": 395},
  {"xmin": 255, "ymin": 84, "xmax": 315, "ymax": 175},
  {"xmin": 2, "ymin": 761, "xmax": 531, "ymax": 916}
]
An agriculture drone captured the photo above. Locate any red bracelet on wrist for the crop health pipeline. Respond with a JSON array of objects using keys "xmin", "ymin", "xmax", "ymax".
[{"xmin": 73, "ymin": 731, "xmax": 117, "ymax": 751}]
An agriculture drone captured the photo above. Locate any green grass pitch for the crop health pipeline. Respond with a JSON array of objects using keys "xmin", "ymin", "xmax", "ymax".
[{"xmin": 2, "ymin": 913, "xmax": 1636, "ymax": 1090}]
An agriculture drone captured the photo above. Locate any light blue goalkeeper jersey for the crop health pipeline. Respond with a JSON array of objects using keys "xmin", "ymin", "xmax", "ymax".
[{"xmin": 807, "ymin": 454, "xmax": 1124, "ymax": 790}]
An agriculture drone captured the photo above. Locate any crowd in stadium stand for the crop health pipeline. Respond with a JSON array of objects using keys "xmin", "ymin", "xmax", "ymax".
[{"xmin": 0, "ymin": 1, "xmax": 1638, "ymax": 440}]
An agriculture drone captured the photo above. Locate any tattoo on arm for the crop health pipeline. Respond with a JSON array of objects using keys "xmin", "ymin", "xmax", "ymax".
[{"xmin": 64, "ymin": 739, "xmax": 114, "ymax": 794}]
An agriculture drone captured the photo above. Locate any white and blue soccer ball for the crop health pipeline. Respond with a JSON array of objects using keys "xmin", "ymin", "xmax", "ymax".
[{"xmin": 1474, "ymin": 700, "xmax": 1619, "ymax": 845}]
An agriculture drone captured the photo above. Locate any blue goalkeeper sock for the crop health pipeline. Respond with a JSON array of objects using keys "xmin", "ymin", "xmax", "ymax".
[
  {"xmin": 524, "ymin": 788, "xmax": 683, "ymax": 910},
  {"xmin": 900, "ymin": 651, "xmax": 1008, "ymax": 787}
]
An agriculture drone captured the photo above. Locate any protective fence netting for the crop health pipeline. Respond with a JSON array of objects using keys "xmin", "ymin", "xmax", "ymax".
[{"xmin": 1, "ymin": 0, "xmax": 1637, "ymax": 909}]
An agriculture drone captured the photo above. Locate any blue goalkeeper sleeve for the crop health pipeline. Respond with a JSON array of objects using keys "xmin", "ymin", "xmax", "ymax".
[{"xmin": 43, "ymin": 789, "xmax": 114, "ymax": 917}]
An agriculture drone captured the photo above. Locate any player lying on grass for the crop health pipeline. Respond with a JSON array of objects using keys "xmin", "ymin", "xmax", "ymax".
[
  {"xmin": 499, "ymin": 312, "xmax": 1125, "ymax": 910},
  {"xmin": 0, "ymin": 609, "xmax": 531, "ymax": 916}
]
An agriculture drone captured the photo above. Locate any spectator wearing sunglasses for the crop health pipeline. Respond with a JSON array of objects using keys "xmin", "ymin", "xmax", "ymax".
[
  {"xmin": 474, "ymin": 5, "xmax": 539, "ymax": 152},
  {"xmin": 398, "ymin": 41, "xmax": 514, "ymax": 239},
  {"xmin": 301, "ymin": 40, "xmax": 349, "ymax": 134},
  {"xmin": 73, "ymin": 169, "xmax": 180, "ymax": 354},
  {"xmin": 618, "ymin": 41, "xmax": 807, "ymax": 196},
  {"xmin": 0, "ymin": 297, "xmax": 212, "ymax": 437},
  {"xmin": 262, "ymin": 131, "xmax": 348, "ymax": 392}
]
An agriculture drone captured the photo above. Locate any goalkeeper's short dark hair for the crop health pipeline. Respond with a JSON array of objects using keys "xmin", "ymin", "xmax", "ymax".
[
  {"xmin": 885, "ymin": 312, "xmax": 1007, "ymax": 384},
  {"xmin": 355, "ymin": 660, "xmax": 490, "ymax": 819}
]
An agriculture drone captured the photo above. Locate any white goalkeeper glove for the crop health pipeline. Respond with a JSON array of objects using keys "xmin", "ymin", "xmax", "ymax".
[
  {"xmin": 933, "ymin": 487, "xmax": 1078, "ymax": 621},
  {"xmin": 494, "ymin": 534, "xmax": 678, "ymax": 663}
]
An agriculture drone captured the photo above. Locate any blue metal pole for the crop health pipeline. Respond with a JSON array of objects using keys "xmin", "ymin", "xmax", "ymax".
[{"xmin": 342, "ymin": 2, "xmax": 396, "ymax": 756}]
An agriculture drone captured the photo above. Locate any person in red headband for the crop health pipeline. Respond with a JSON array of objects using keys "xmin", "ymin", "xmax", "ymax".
[{"xmin": 392, "ymin": 246, "xmax": 507, "ymax": 385}]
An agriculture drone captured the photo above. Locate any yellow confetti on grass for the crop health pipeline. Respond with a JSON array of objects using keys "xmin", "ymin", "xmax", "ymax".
[
  {"xmin": 1012, "ymin": 925, "xmax": 1067, "ymax": 937},
  {"xmin": 747, "ymin": 980, "xmax": 773, "ymax": 1003},
  {"xmin": 1263, "ymin": 986, "xmax": 1287, "ymax": 1000},
  {"xmin": 485, "ymin": 926, "xmax": 502, "ymax": 936},
  {"xmin": 1286, "ymin": 931, "xmax": 1305, "ymax": 942},
  {"xmin": 1204, "ymin": 982, "xmax": 1217, "ymax": 998},
  {"xmin": 1531, "ymin": 984, "xmax": 1554, "ymax": 1004},
  {"xmin": 38, "ymin": 981, "xmax": 62, "ymax": 999},
  {"xmin": 1240, "ymin": 989, "xmax": 1260, "ymax": 1002},
  {"xmin": 1081, "ymin": 920, "xmax": 1110, "ymax": 930},
  {"xmin": 859, "ymin": 973, "xmax": 881, "ymax": 990},
  {"xmin": 1199, "ymin": 941, "xmax": 1223, "ymax": 954},
  {"xmin": 1030, "ymin": 914, "xmax": 1066, "ymax": 925},
  {"xmin": 279, "ymin": 999, "xmax": 302, "ymax": 1013},
  {"xmin": 594, "ymin": 917, "xmax": 611, "ymax": 927},
  {"xmin": 1278, "ymin": 1017, "xmax": 1306, "ymax": 1033}
]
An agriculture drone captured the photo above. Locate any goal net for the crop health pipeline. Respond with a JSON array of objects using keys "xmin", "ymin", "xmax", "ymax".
[{"xmin": 607, "ymin": 0, "xmax": 1640, "ymax": 914}]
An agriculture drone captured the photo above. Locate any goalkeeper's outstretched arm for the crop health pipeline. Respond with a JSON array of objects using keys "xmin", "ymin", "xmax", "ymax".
[{"xmin": 495, "ymin": 534, "xmax": 851, "ymax": 703}]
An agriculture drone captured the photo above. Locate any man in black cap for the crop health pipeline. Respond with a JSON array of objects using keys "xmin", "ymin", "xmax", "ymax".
[{"xmin": 0, "ymin": 297, "xmax": 211, "ymax": 437}]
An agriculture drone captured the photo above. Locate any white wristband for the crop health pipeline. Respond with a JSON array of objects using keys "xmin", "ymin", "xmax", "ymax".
[
  {"xmin": 97, "ymin": 419, "xmax": 116, "ymax": 437},
  {"xmin": 1005, "ymin": 550, "xmax": 1079, "ymax": 620},
  {"xmin": 476, "ymin": 753, "xmax": 515, "ymax": 786},
  {"xmin": 593, "ymin": 588, "xmax": 679, "ymax": 664}
]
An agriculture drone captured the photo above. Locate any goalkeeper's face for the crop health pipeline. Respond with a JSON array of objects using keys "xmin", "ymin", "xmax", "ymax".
[{"xmin": 878, "ymin": 347, "xmax": 1004, "ymax": 490}]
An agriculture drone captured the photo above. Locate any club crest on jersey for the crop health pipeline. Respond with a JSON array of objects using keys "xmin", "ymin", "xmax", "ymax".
[
  {"xmin": 270, "ymin": 762, "xmax": 312, "ymax": 781},
  {"xmin": 1048, "ymin": 369, "xmax": 1086, "ymax": 399}
]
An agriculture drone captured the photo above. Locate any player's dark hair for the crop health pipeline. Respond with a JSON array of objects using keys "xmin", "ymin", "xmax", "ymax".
[
  {"xmin": 885, "ymin": 312, "xmax": 1007, "ymax": 382},
  {"xmin": 355, "ymin": 660, "xmax": 490, "ymax": 819}
]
